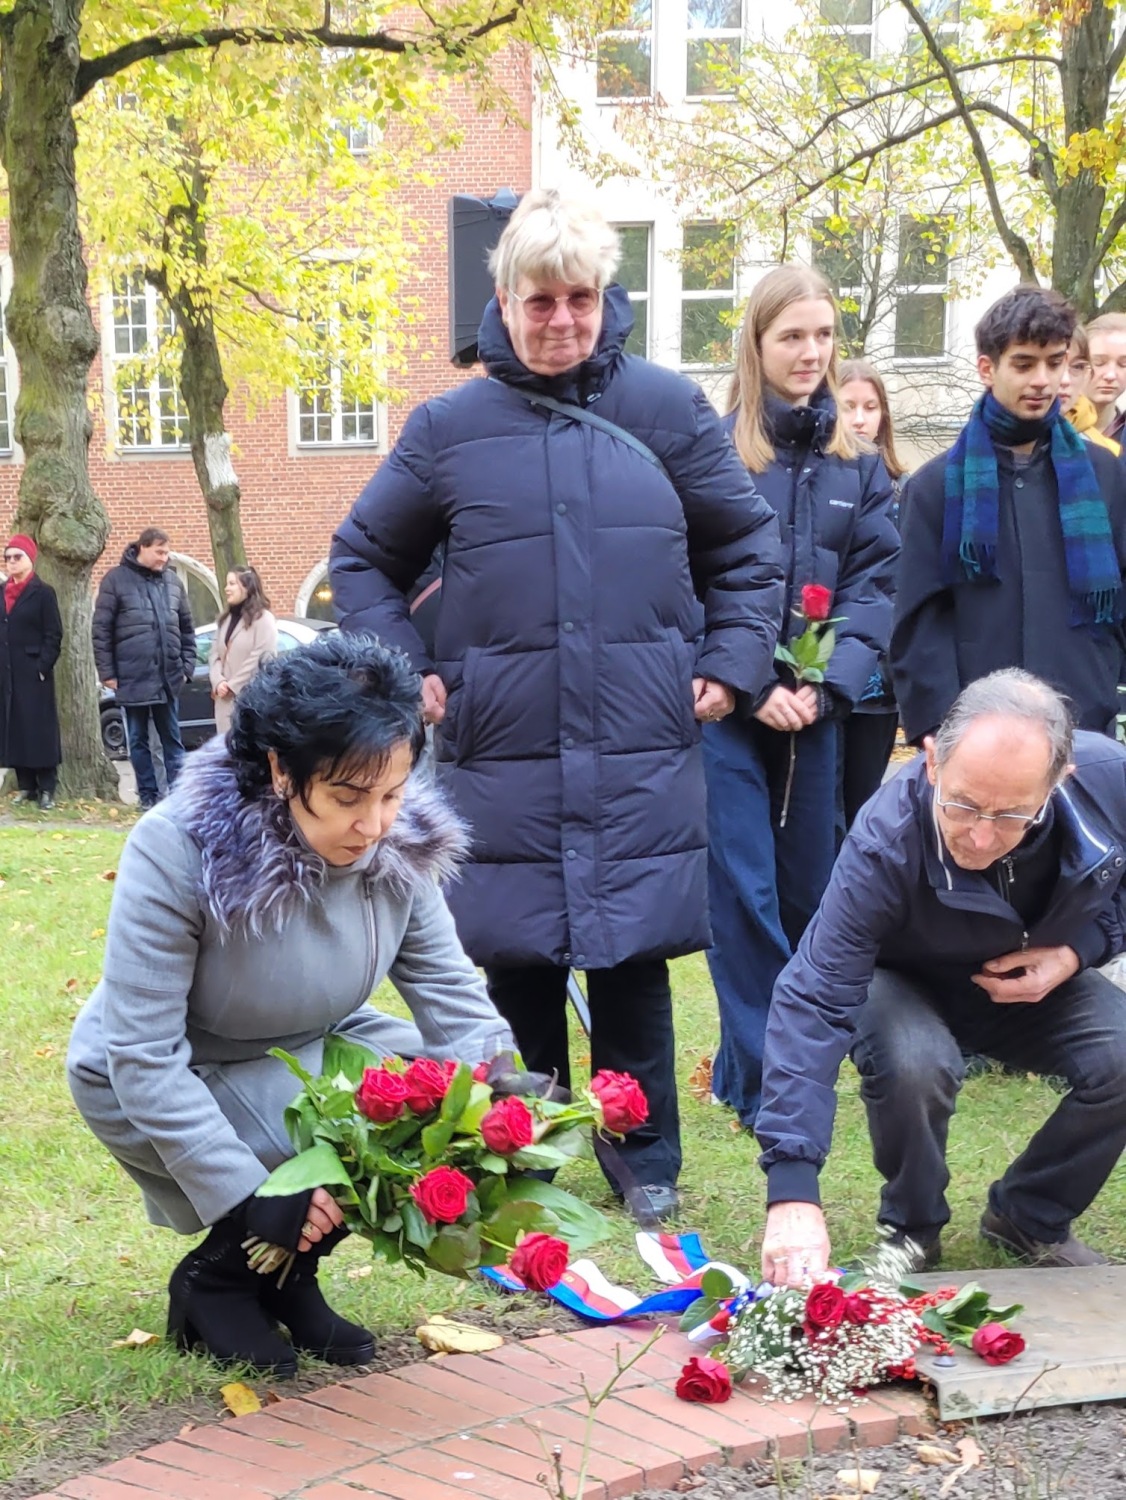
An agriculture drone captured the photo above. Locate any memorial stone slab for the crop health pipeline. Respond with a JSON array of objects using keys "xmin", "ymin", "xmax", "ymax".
[{"xmin": 913, "ymin": 1267, "xmax": 1126, "ymax": 1419}]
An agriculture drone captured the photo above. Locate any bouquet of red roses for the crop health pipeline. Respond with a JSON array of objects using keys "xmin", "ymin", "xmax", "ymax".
[
  {"xmin": 250, "ymin": 1038, "xmax": 647, "ymax": 1287},
  {"xmin": 675, "ymin": 1263, "xmax": 1025, "ymax": 1405}
]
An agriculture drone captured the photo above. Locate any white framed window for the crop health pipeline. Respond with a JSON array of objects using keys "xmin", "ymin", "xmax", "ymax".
[
  {"xmin": 686, "ymin": 0, "xmax": 743, "ymax": 98},
  {"xmin": 169, "ymin": 553, "xmax": 221, "ymax": 626},
  {"xmin": 296, "ymin": 559, "xmax": 335, "ymax": 620},
  {"xmin": 0, "ymin": 290, "xmax": 13, "ymax": 456},
  {"xmin": 344, "ymin": 120, "xmax": 374, "ymax": 154},
  {"xmin": 819, "ymin": 0, "xmax": 873, "ymax": 60},
  {"xmin": 680, "ymin": 221, "xmax": 737, "ymax": 368},
  {"xmin": 811, "ymin": 216, "xmax": 864, "ymax": 352},
  {"xmin": 296, "ymin": 307, "xmax": 382, "ymax": 450},
  {"xmin": 613, "ymin": 224, "xmax": 652, "ymax": 358},
  {"xmin": 109, "ymin": 272, "xmax": 190, "ymax": 451},
  {"xmin": 597, "ymin": 0, "xmax": 653, "ymax": 101},
  {"xmin": 894, "ymin": 215, "xmax": 950, "ymax": 360}
]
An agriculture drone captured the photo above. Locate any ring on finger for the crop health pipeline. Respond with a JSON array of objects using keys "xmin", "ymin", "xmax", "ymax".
[{"xmin": 302, "ymin": 1221, "xmax": 316, "ymax": 1238}]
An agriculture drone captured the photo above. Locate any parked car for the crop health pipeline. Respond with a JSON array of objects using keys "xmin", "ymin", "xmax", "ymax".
[{"xmin": 100, "ymin": 617, "xmax": 336, "ymax": 759}]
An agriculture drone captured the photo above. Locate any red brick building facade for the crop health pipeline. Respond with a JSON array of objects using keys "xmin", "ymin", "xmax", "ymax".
[{"xmin": 0, "ymin": 55, "xmax": 532, "ymax": 627}]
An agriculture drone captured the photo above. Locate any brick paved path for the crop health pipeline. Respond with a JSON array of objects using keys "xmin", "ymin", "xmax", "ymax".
[{"xmin": 30, "ymin": 1321, "xmax": 929, "ymax": 1500}]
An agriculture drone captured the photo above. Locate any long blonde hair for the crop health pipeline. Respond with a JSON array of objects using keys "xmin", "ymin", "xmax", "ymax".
[
  {"xmin": 729, "ymin": 265, "xmax": 859, "ymax": 473},
  {"xmin": 837, "ymin": 358, "xmax": 907, "ymax": 480}
]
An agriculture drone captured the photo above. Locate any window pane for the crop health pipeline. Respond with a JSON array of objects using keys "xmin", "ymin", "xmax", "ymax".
[
  {"xmin": 0, "ymin": 364, "xmax": 10, "ymax": 452},
  {"xmin": 624, "ymin": 300, "xmax": 649, "ymax": 358},
  {"xmin": 616, "ymin": 226, "xmax": 650, "ymax": 293},
  {"xmin": 115, "ymin": 376, "xmax": 152, "ymax": 447},
  {"xmin": 898, "ymin": 217, "xmax": 950, "ymax": 283},
  {"xmin": 682, "ymin": 222, "xmax": 736, "ymax": 291},
  {"xmin": 812, "ymin": 218, "xmax": 863, "ymax": 290},
  {"xmin": 687, "ymin": 37, "xmax": 740, "ymax": 95},
  {"xmin": 895, "ymin": 293, "xmax": 946, "ymax": 358},
  {"xmin": 681, "ymin": 298, "xmax": 734, "ymax": 364},
  {"xmin": 306, "ymin": 577, "xmax": 336, "ymax": 621},
  {"xmin": 819, "ymin": 0, "xmax": 872, "ymax": 20},
  {"xmin": 688, "ymin": 0, "xmax": 742, "ymax": 27},
  {"xmin": 840, "ymin": 304, "xmax": 863, "ymax": 355},
  {"xmin": 174, "ymin": 565, "xmax": 220, "ymax": 626},
  {"xmin": 597, "ymin": 36, "xmax": 652, "ymax": 97}
]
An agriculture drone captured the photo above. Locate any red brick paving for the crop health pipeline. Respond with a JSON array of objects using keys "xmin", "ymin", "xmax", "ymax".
[{"xmin": 27, "ymin": 1320, "xmax": 930, "ymax": 1500}]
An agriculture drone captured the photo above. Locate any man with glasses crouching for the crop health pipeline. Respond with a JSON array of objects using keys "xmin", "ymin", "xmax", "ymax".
[{"xmin": 756, "ymin": 669, "xmax": 1126, "ymax": 1286}]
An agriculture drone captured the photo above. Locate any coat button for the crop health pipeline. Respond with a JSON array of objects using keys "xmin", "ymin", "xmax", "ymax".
[
  {"xmin": 566, "ymin": 848, "xmax": 577, "ymax": 859},
  {"xmin": 1116, "ymin": 857, "xmax": 1124, "ymax": 867},
  {"xmin": 556, "ymin": 503, "xmax": 567, "ymax": 515},
  {"xmin": 573, "ymin": 955, "xmax": 585, "ymax": 968},
  {"xmin": 563, "ymin": 736, "xmax": 574, "ymax": 749},
  {"xmin": 562, "ymin": 620, "xmax": 574, "ymax": 632},
  {"xmin": 1100, "ymin": 869, "xmax": 1110, "ymax": 880},
  {"xmin": 1015, "ymin": 478, "xmax": 1025, "ymax": 489}
]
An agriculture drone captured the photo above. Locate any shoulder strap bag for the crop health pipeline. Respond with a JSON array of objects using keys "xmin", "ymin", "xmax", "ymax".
[{"xmin": 497, "ymin": 381, "xmax": 669, "ymax": 479}]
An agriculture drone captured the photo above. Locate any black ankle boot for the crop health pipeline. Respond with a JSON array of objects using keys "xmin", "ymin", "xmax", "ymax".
[
  {"xmin": 168, "ymin": 1216, "xmax": 298, "ymax": 1377},
  {"xmin": 258, "ymin": 1226, "xmax": 375, "ymax": 1366}
]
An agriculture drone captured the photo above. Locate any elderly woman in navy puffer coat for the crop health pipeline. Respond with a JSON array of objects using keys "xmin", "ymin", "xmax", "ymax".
[{"xmin": 331, "ymin": 189, "xmax": 785, "ymax": 1228}]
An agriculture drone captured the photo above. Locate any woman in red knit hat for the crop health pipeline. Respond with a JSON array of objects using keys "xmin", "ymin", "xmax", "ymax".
[{"xmin": 1, "ymin": 533, "xmax": 63, "ymax": 808}]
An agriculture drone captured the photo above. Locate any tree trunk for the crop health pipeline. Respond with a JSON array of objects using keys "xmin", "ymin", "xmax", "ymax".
[
  {"xmin": 0, "ymin": 0, "xmax": 116, "ymax": 799},
  {"xmin": 1052, "ymin": 3, "xmax": 1113, "ymax": 314},
  {"xmin": 179, "ymin": 313, "xmax": 247, "ymax": 588}
]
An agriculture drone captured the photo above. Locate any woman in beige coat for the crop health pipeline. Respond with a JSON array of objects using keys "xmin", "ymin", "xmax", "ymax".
[{"xmin": 210, "ymin": 566, "xmax": 278, "ymax": 732}]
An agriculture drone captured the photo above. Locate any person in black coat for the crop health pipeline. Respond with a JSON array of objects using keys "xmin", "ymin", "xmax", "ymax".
[
  {"xmin": 705, "ymin": 266, "xmax": 899, "ymax": 1131},
  {"xmin": 891, "ymin": 286, "xmax": 1126, "ymax": 744},
  {"xmin": 93, "ymin": 527, "xmax": 196, "ymax": 810},
  {"xmin": 1, "ymin": 534, "xmax": 63, "ymax": 808},
  {"xmin": 330, "ymin": 190, "xmax": 785, "ymax": 1226}
]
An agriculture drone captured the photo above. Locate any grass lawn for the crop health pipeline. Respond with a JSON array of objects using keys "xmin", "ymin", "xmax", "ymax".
[{"xmin": 3, "ymin": 819, "xmax": 1126, "ymax": 1484}]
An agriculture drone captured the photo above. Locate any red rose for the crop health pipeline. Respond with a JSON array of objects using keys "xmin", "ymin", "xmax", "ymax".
[
  {"xmin": 480, "ymin": 1096, "xmax": 535, "ymax": 1155},
  {"xmin": 509, "ymin": 1231, "xmax": 569, "ymax": 1292},
  {"xmin": 590, "ymin": 1070, "xmax": 649, "ymax": 1134},
  {"xmin": 356, "ymin": 1066, "xmax": 409, "ymax": 1123},
  {"xmin": 472, "ymin": 1061, "xmax": 491, "ymax": 1082},
  {"xmin": 801, "ymin": 583, "xmax": 833, "ymax": 622},
  {"xmin": 803, "ymin": 1281, "xmax": 847, "ymax": 1333},
  {"xmin": 410, "ymin": 1165, "xmax": 475, "ymax": 1224},
  {"xmin": 971, "ymin": 1323, "xmax": 1025, "ymax": 1366},
  {"xmin": 843, "ymin": 1292, "xmax": 873, "ymax": 1325},
  {"xmin": 402, "ymin": 1057, "xmax": 455, "ymax": 1115},
  {"xmin": 675, "ymin": 1355, "xmax": 732, "ymax": 1404}
]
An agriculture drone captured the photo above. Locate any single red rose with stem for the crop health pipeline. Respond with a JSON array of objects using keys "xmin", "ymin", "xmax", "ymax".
[
  {"xmin": 675, "ymin": 1355, "xmax": 733, "ymax": 1404},
  {"xmin": 972, "ymin": 1323, "xmax": 1026, "ymax": 1366},
  {"xmin": 510, "ymin": 1231, "xmax": 569, "ymax": 1291}
]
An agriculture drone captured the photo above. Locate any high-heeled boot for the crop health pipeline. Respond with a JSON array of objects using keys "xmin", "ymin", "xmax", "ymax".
[
  {"xmin": 258, "ymin": 1225, "xmax": 375, "ymax": 1365},
  {"xmin": 167, "ymin": 1214, "xmax": 298, "ymax": 1378}
]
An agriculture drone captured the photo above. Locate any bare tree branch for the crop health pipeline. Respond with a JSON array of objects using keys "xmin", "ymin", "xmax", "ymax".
[
  {"xmin": 75, "ymin": 10, "xmax": 521, "ymax": 99},
  {"xmin": 897, "ymin": 0, "xmax": 1040, "ymax": 284},
  {"xmin": 1083, "ymin": 191, "xmax": 1126, "ymax": 287},
  {"xmin": 1108, "ymin": 25, "xmax": 1126, "ymax": 80}
]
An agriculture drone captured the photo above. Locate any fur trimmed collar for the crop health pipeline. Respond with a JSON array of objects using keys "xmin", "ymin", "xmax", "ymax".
[{"xmin": 168, "ymin": 739, "xmax": 469, "ymax": 939}]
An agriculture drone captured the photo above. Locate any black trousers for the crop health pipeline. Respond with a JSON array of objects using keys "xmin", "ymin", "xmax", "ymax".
[
  {"xmin": 14, "ymin": 765, "xmax": 58, "ymax": 795},
  {"xmin": 484, "ymin": 960, "xmax": 682, "ymax": 1194},
  {"xmin": 840, "ymin": 710, "xmax": 899, "ymax": 831}
]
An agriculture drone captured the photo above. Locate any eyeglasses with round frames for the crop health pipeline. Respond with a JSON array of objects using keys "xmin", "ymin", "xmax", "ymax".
[
  {"xmin": 935, "ymin": 776, "xmax": 1055, "ymax": 831},
  {"xmin": 508, "ymin": 287, "xmax": 602, "ymax": 322},
  {"xmin": 3, "ymin": 550, "xmax": 26, "ymax": 561}
]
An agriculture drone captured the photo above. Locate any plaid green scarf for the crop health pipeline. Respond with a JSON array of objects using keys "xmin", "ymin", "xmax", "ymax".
[{"xmin": 942, "ymin": 391, "xmax": 1120, "ymax": 627}]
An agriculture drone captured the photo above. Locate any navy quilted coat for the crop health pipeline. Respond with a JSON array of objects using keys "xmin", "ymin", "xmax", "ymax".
[{"xmin": 330, "ymin": 288, "xmax": 785, "ymax": 969}]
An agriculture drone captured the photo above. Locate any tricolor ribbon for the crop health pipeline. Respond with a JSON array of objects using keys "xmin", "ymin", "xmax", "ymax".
[{"xmin": 481, "ymin": 1231, "xmax": 752, "ymax": 1335}]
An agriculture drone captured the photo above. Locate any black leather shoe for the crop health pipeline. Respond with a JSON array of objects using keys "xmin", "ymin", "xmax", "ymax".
[
  {"xmin": 167, "ymin": 1218, "xmax": 298, "ymax": 1378},
  {"xmin": 259, "ymin": 1227, "xmax": 375, "ymax": 1365},
  {"xmin": 37, "ymin": 792, "xmax": 55, "ymax": 810},
  {"xmin": 624, "ymin": 1184, "xmax": 680, "ymax": 1229},
  {"xmin": 980, "ymin": 1207, "xmax": 1107, "ymax": 1267}
]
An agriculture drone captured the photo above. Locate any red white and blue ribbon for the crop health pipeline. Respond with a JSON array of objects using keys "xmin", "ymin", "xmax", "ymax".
[{"xmin": 481, "ymin": 1231, "xmax": 751, "ymax": 1335}]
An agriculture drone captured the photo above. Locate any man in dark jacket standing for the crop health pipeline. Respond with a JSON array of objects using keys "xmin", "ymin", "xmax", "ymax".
[
  {"xmin": 891, "ymin": 287, "xmax": 1126, "ymax": 743},
  {"xmin": 756, "ymin": 671, "xmax": 1126, "ymax": 1285},
  {"xmin": 93, "ymin": 528, "xmax": 195, "ymax": 809}
]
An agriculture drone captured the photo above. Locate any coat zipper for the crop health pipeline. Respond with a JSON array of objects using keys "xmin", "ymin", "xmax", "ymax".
[{"xmin": 362, "ymin": 887, "xmax": 379, "ymax": 1005}]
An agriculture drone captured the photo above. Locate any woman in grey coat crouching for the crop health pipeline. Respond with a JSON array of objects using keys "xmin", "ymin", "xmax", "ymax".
[{"xmin": 67, "ymin": 632, "xmax": 512, "ymax": 1377}]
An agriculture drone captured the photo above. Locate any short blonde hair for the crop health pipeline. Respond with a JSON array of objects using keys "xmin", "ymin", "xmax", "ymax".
[
  {"xmin": 729, "ymin": 265, "xmax": 858, "ymax": 473},
  {"xmin": 489, "ymin": 189, "xmax": 621, "ymax": 292}
]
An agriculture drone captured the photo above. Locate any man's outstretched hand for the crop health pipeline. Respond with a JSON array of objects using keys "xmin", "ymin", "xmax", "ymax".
[{"xmin": 761, "ymin": 1201, "xmax": 831, "ymax": 1287}]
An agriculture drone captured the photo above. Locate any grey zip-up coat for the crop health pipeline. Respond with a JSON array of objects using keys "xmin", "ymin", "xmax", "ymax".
[{"xmin": 67, "ymin": 741, "xmax": 512, "ymax": 1233}]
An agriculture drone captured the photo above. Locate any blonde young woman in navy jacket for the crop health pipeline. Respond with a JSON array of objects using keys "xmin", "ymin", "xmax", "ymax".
[{"xmin": 706, "ymin": 266, "xmax": 899, "ymax": 1129}]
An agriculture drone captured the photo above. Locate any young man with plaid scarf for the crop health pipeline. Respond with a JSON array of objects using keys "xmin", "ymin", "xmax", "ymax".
[{"xmin": 891, "ymin": 286, "xmax": 1126, "ymax": 745}]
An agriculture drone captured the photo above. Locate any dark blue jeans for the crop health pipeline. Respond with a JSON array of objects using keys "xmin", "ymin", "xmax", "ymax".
[
  {"xmin": 125, "ymin": 700, "xmax": 185, "ymax": 806},
  {"xmin": 704, "ymin": 715, "xmax": 839, "ymax": 1127},
  {"xmin": 484, "ymin": 960, "xmax": 681, "ymax": 1193},
  {"xmin": 853, "ymin": 966, "xmax": 1126, "ymax": 1243}
]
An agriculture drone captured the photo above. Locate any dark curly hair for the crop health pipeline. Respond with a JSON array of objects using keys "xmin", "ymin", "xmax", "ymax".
[
  {"xmin": 227, "ymin": 631, "xmax": 425, "ymax": 804},
  {"xmin": 975, "ymin": 285, "xmax": 1076, "ymax": 362}
]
